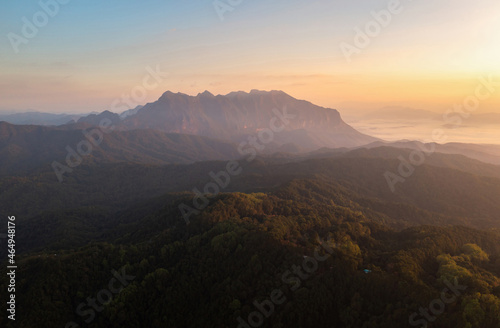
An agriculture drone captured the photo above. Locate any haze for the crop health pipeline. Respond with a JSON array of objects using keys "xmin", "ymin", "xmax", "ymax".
[{"xmin": 1, "ymin": 0, "xmax": 499, "ymax": 143}]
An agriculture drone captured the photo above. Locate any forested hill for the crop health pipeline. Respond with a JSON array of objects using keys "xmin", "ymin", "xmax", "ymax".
[
  {"xmin": 1, "ymin": 146, "xmax": 500, "ymax": 327},
  {"xmin": 0, "ymin": 121, "xmax": 239, "ymax": 175},
  {"xmin": 1, "ymin": 186, "xmax": 499, "ymax": 327},
  {"xmin": 3, "ymin": 146, "xmax": 500, "ymax": 236}
]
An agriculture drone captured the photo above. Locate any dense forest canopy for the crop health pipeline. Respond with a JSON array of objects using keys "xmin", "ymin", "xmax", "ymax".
[{"xmin": 1, "ymin": 148, "xmax": 500, "ymax": 327}]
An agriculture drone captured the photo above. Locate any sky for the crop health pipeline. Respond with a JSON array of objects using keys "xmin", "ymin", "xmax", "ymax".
[{"xmin": 1, "ymin": 0, "xmax": 500, "ymax": 115}]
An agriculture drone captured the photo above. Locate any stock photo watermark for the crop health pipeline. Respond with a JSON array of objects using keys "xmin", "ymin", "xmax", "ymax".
[
  {"xmin": 409, "ymin": 277, "xmax": 467, "ymax": 327},
  {"xmin": 7, "ymin": 0, "xmax": 71, "ymax": 54},
  {"xmin": 179, "ymin": 106, "xmax": 296, "ymax": 224},
  {"xmin": 340, "ymin": 0, "xmax": 413, "ymax": 63},
  {"xmin": 51, "ymin": 65, "xmax": 168, "ymax": 182},
  {"xmin": 213, "ymin": 0, "xmax": 244, "ymax": 21},
  {"xmin": 65, "ymin": 267, "xmax": 135, "ymax": 328},
  {"xmin": 5, "ymin": 216, "xmax": 16, "ymax": 321},
  {"xmin": 236, "ymin": 237, "xmax": 336, "ymax": 328},
  {"xmin": 384, "ymin": 74, "xmax": 500, "ymax": 192}
]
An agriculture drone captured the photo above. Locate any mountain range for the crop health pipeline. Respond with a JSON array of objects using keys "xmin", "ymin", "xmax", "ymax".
[
  {"xmin": 0, "ymin": 121, "xmax": 239, "ymax": 176},
  {"xmin": 119, "ymin": 90, "xmax": 377, "ymax": 149},
  {"xmin": 2, "ymin": 90, "xmax": 500, "ymax": 328},
  {"xmin": 0, "ymin": 90, "xmax": 380, "ymax": 176},
  {"xmin": 0, "ymin": 111, "xmax": 85, "ymax": 126},
  {"xmin": 3, "ymin": 90, "xmax": 377, "ymax": 152},
  {"xmin": 2, "ymin": 142, "xmax": 500, "ymax": 328},
  {"xmin": 2, "ymin": 90, "xmax": 500, "ymax": 179}
]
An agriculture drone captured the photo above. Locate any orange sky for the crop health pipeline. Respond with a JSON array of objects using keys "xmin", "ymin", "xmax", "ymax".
[{"xmin": 1, "ymin": 0, "xmax": 499, "ymax": 114}]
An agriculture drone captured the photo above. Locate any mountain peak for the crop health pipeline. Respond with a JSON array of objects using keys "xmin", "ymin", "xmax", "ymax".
[
  {"xmin": 160, "ymin": 90, "xmax": 175, "ymax": 96},
  {"xmin": 249, "ymin": 89, "xmax": 286, "ymax": 96},
  {"xmin": 77, "ymin": 110, "xmax": 120, "ymax": 125},
  {"xmin": 198, "ymin": 90, "xmax": 214, "ymax": 97},
  {"xmin": 158, "ymin": 89, "xmax": 289, "ymax": 99},
  {"xmin": 225, "ymin": 90, "xmax": 248, "ymax": 97},
  {"xmin": 159, "ymin": 91, "xmax": 189, "ymax": 100},
  {"xmin": 121, "ymin": 89, "xmax": 377, "ymax": 149}
]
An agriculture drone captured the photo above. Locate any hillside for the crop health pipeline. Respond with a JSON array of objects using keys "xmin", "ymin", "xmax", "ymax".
[
  {"xmin": 2, "ymin": 144, "xmax": 500, "ymax": 327},
  {"xmin": 3, "ymin": 147, "xmax": 500, "ymax": 255},
  {"xmin": 0, "ymin": 122, "xmax": 239, "ymax": 176},
  {"xmin": 2, "ymin": 185, "xmax": 499, "ymax": 328},
  {"xmin": 120, "ymin": 90, "xmax": 378, "ymax": 149}
]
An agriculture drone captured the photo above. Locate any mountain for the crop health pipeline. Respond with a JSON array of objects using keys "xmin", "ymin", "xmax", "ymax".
[
  {"xmin": 119, "ymin": 105, "xmax": 143, "ymax": 119},
  {"xmin": 0, "ymin": 111, "xmax": 85, "ymax": 125},
  {"xmin": 0, "ymin": 122, "xmax": 239, "ymax": 176},
  {"xmin": 121, "ymin": 90, "xmax": 378, "ymax": 150},
  {"xmin": 362, "ymin": 140, "xmax": 500, "ymax": 165},
  {"xmin": 2, "ymin": 148, "xmax": 500, "ymax": 328},
  {"xmin": 3, "ymin": 145, "xmax": 500, "ymax": 231},
  {"xmin": 76, "ymin": 110, "xmax": 121, "ymax": 126},
  {"xmin": 0, "ymin": 90, "xmax": 380, "ymax": 178}
]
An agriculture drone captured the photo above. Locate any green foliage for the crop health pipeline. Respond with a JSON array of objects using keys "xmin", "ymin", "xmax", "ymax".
[
  {"xmin": 437, "ymin": 254, "xmax": 473, "ymax": 283},
  {"xmin": 2, "ymin": 182, "xmax": 500, "ymax": 328},
  {"xmin": 462, "ymin": 243, "xmax": 490, "ymax": 262},
  {"xmin": 2, "ymin": 150, "xmax": 500, "ymax": 327}
]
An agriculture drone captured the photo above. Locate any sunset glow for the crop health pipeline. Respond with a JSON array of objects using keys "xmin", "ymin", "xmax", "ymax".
[{"xmin": 1, "ymin": 0, "xmax": 498, "ymax": 115}]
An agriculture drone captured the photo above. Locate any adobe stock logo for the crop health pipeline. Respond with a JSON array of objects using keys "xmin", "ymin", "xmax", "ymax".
[
  {"xmin": 339, "ymin": 0, "xmax": 410, "ymax": 63},
  {"xmin": 179, "ymin": 106, "xmax": 296, "ymax": 224},
  {"xmin": 384, "ymin": 74, "xmax": 499, "ymax": 192},
  {"xmin": 65, "ymin": 267, "xmax": 136, "ymax": 328},
  {"xmin": 213, "ymin": 0, "xmax": 244, "ymax": 21},
  {"xmin": 409, "ymin": 278, "xmax": 467, "ymax": 327},
  {"xmin": 52, "ymin": 65, "xmax": 168, "ymax": 182},
  {"xmin": 7, "ymin": 0, "xmax": 71, "ymax": 54},
  {"xmin": 236, "ymin": 238, "xmax": 336, "ymax": 328}
]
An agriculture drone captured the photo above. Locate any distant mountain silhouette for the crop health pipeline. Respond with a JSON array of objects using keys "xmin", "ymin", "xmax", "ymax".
[
  {"xmin": 120, "ymin": 105, "xmax": 143, "ymax": 119},
  {"xmin": 362, "ymin": 140, "xmax": 500, "ymax": 165},
  {"xmin": 0, "ymin": 111, "xmax": 84, "ymax": 126},
  {"xmin": 0, "ymin": 122, "xmax": 239, "ymax": 175},
  {"xmin": 77, "ymin": 110, "xmax": 121, "ymax": 126},
  {"xmin": 120, "ymin": 90, "xmax": 378, "ymax": 150}
]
